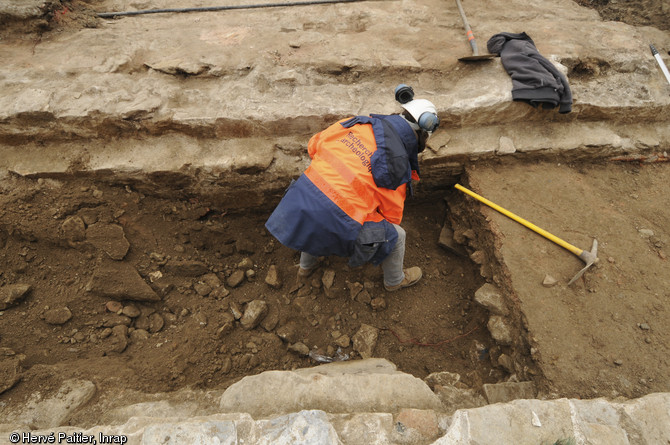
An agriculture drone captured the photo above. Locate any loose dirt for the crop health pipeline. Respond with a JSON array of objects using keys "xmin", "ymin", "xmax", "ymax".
[{"xmin": 0, "ymin": 174, "xmax": 498, "ymax": 426}]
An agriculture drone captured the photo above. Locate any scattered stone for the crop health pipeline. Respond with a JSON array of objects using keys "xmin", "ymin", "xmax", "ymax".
[
  {"xmin": 105, "ymin": 300, "xmax": 123, "ymax": 313},
  {"xmin": 438, "ymin": 224, "xmax": 468, "ymax": 257},
  {"xmin": 217, "ymin": 313, "xmax": 236, "ymax": 337},
  {"xmin": 122, "ymin": 304, "xmax": 141, "ymax": 318},
  {"xmin": 260, "ymin": 304, "xmax": 279, "ymax": 331},
  {"xmin": 614, "ymin": 359, "xmax": 623, "ymax": 366},
  {"xmin": 193, "ymin": 282, "xmax": 212, "ymax": 296},
  {"xmin": 334, "ymin": 334, "xmax": 350, "ymax": 348},
  {"xmin": 264, "ymin": 265, "xmax": 282, "ymax": 289},
  {"xmin": 347, "ymin": 281, "xmax": 364, "ymax": 300},
  {"xmin": 245, "ymin": 269, "xmax": 256, "ymax": 279},
  {"xmin": 107, "ymin": 325, "xmax": 129, "ymax": 353},
  {"xmin": 487, "ymin": 315, "xmax": 514, "ymax": 345},
  {"xmin": 355, "ymin": 289, "xmax": 372, "ymax": 305},
  {"xmin": 86, "ymin": 223, "xmax": 130, "ymax": 260},
  {"xmin": 78, "ymin": 209, "xmax": 98, "ymax": 226},
  {"xmin": 129, "ymin": 329, "xmax": 150, "ymax": 342},
  {"xmin": 102, "ymin": 314, "xmax": 132, "ymax": 327},
  {"xmin": 0, "ymin": 356, "xmax": 24, "ymax": 394},
  {"xmin": 221, "ymin": 356, "xmax": 232, "ymax": 373},
  {"xmin": 352, "ymin": 324, "xmax": 379, "ymax": 359},
  {"xmin": 482, "ymin": 381, "xmax": 537, "ymax": 404},
  {"xmin": 60, "ymin": 216, "xmax": 86, "ymax": 243},
  {"xmin": 322, "ymin": 269, "xmax": 336, "ymax": 289},
  {"xmin": 148, "ymin": 313, "xmax": 165, "ymax": 333},
  {"xmin": 370, "ymin": 297, "xmax": 387, "ymax": 311},
  {"xmin": 43, "ymin": 307, "xmax": 72, "ymax": 325},
  {"xmin": 638, "ymin": 228, "xmax": 654, "ymax": 237},
  {"xmin": 638, "ymin": 322, "xmax": 650, "ymax": 330},
  {"xmin": 86, "ymin": 260, "xmax": 160, "ymax": 302},
  {"xmin": 424, "ymin": 371, "xmax": 462, "ymax": 390},
  {"xmin": 474, "ymin": 283, "xmax": 508, "ymax": 315},
  {"xmin": 200, "ymin": 273, "xmax": 221, "ymax": 288},
  {"xmin": 496, "ymin": 353, "xmax": 516, "ymax": 374},
  {"xmin": 230, "ymin": 302, "xmax": 243, "ymax": 320},
  {"xmin": 99, "ymin": 328, "xmax": 113, "ymax": 339},
  {"xmin": 542, "ymin": 274, "xmax": 558, "ymax": 287},
  {"xmin": 163, "ymin": 260, "xmax": 209, "ymax": 277},
  {"xmin": 470, "ymin": 250, "xmax": 486, "ymax": 265},
  {"xmin": 134, "ymin": 315, "xmax": 150, "ymax": 331},
  {"xmin": 393, "ymin": 408, "xmax": 440, "ymax": 443},
  {"xmin": 236, "ymin": 238, "xmax": 256, "ymax": 254},
  {"xmin": 210, "ymin": 286, "xmax": 231, "ymax": 299},
  {"xmin": 227, "ymin": 270, "xmax": 246, "ymax": 288},
  {"xmin": 276, "ymin": 321, "xmax": 300, "ymax": 343},
  {"xmin": 149, "ymin": 252, "xmax": 166, "ymax": 263},
  {"xmin": 240, "ymin": 300, "xmax": 268, "ymax": 330},
  {"xmin": 288, "ymin": 342, "xmax": 310, "ymax": 356},
  {"xmin": 238, "ymin": 257, "xmax": 254, "ymax": 269},
  {"xmin": 0, "ymin": 283, "xmax": 32, "ymax": 310},
  {"xmin": 150, "ymin": 277, "xmax": 173, "ymax": 297},
  {"xmin": 194, "ymin": 311, "xmax": 208, "ymax": 327}
]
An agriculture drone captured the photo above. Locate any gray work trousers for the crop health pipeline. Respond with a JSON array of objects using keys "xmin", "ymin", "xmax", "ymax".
[{"xmin": 300, "ymin": 224, "xmax": 406, "ymax": 287}]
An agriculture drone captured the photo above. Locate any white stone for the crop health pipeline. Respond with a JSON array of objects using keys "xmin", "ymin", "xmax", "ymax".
[
  {"xmin": 474, "ymin": 283, "xmax": 508, "ymax": 315},
  {"xmin": 219, "ymin": 359, "xmax": 441, "ymax": 418},
  {"xmin": 497, "ymin": 136, "xmax": 517, "ymax": 154},
  {"xmin": 4, "ymin": 379, "xmax": 96, "ymax": 429},
  {"xmin": 255, "ymin": 410, "xmax": 342, "ymax": 444}
]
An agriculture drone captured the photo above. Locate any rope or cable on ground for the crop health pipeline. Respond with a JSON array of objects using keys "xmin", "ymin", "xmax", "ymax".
[{"xmin": 98, "ymin": 0, "xmax": 377, "ymax": 18}]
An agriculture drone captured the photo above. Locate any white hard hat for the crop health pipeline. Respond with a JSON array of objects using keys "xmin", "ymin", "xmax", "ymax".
[{"xmin": 400, "ymin": 99, "xmax": 439, "ymax": 133}]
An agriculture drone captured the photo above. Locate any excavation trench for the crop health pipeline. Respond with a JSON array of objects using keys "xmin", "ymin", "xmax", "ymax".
[{"xmin": 0, "ymin": 163, "xmax": 541, "ymax": 426}]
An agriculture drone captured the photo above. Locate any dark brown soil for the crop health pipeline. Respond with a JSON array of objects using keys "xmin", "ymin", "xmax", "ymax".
[
  {"xmin": 0, "ymin": 174, "xmax": 500, "ymax": 425},
  {"xmin": 575, "ymin": 0, "xmax": 670, "ymax": 31}
]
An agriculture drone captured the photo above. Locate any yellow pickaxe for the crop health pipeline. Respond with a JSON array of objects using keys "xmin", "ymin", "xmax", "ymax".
[{"xmin": 454, "ymin": 184, "xmax": 599, "ymax": 285}]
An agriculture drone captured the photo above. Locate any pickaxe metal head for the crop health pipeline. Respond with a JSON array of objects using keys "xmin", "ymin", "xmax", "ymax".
[{"xmin": 568, "ymin": 239, "xmax": 599, "ymax": 285}]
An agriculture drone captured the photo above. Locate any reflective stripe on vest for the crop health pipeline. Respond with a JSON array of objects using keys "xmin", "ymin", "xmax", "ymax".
[{"xmin": 305, "ymin": 123, "xmax": 387, "ymax": 225}]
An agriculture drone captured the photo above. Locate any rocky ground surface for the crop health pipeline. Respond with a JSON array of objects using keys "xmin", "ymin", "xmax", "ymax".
[{"xmin": 1, "ymin": 0, "xmax": 670, "ymax": 443}]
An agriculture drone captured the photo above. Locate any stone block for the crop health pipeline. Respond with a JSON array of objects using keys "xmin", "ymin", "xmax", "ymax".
[
  {"xmin": 474, "ymin": 283, "xmax": 508, "ymax": 316},
  {"xmin": 394, "ymin": 408, "xmax": 440, "ymax": 442},
  {"xmin": 483, "ymin": 381, "xmax": 537, "ymax": 404},
  {"xmin": 328, "ymin": 413, "xmax": 393, "ymax": 445},
  {"xmin": 219, "ymin": 359, "xmax": 441, "ymax": 418},
  {"xmin": 4, "ymin": 379, "xmax": 96, "ymax": 429},
  {"xmin": 436, "ymin": 398, "xmax": 575, "ymax": 445},
  {"xmin": 255, "ymin": 410, "xmax": 341, "ymax": 444}
]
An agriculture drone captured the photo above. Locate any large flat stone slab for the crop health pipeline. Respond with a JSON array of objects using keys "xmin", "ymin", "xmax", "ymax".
[
  {"xmin": 219, "ymin": 358, "xmax": 442, "ymax": 418},
  {"xmin": 437, "ymin": 393, "xmax": 670, "ymax": 445}
]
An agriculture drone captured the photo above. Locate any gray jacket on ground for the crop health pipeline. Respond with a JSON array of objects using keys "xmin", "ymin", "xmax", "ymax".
[{"xmin": 487, "ymin": 32, "xmax": 572, "ymax": 113}]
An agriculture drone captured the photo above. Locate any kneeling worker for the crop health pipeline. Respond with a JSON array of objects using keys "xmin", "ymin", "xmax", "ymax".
[{"xmin": 265, "ymin": 86, "xmax": 439, "ymax": 291}]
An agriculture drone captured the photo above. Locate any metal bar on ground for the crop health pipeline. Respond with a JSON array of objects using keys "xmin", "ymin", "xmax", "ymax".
[{"xmin": 98, "ymin": 0, "xmax": 385, "ymax": 18}]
